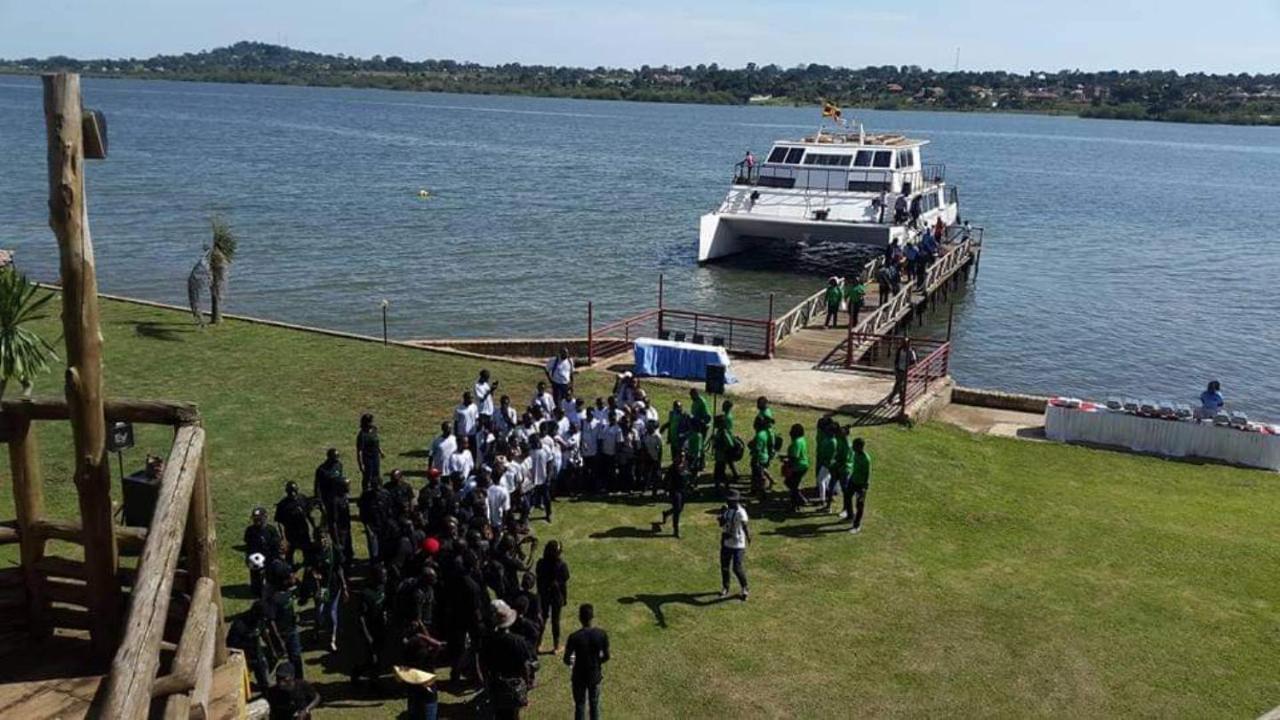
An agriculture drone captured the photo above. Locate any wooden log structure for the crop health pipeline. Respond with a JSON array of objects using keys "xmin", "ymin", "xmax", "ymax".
[
  {"xmin": 152, "ymin": 576, "xmax": 214, "ymax": 699},
  {"xmin": 43, "ymin": 71, "xmax": 120, "ymax": 658},
  {"xmin": 30, "ymin": 518, "xmax": 148, "ymax": 554},
  {"xmin": 4, "ymin": 416, "xmax": 47, "ymax": 635},
  {"xmin": 185, "ymin": 444, "xmax": 227, "ymax": 663},
  {"xmin": 0, "ymin": 396, "xmax": 200, "ymax": 426},
  {"xmin": 101, "ymin": 424, "xmax": 204, "ymax": 719}
]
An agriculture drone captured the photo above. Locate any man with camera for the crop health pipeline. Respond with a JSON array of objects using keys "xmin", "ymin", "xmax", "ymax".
[{"xmin": 718, "ymin": 490, "xmax": 751, "ymax": 601}]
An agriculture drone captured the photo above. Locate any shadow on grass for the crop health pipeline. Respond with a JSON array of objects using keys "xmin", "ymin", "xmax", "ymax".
[
  {"xmin": 762, "ymin": 520, "xmax": 849, "ymax": 538},
  {"xmin": 618, "ymin": 591, "xmax": 736, "ymax": 629},
  {"xmin": 588, "ymin": 525, "xmax": 662, "ymax": 539},
  {"xmin": 399, "ymin": 449, "xmax": 430, "ymax": 459},
  {"xmin": 123, "ymin": 320, "xmax": 196, "ymax": 342},
  {"xmin": 222, "ymin": 582, "xmax": 256, "ymax": 600}
]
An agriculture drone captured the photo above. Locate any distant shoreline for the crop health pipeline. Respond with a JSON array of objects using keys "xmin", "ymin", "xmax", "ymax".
[{"xmin": 3, "ymin": 69, "xmax": 1278, "ymax": 129}]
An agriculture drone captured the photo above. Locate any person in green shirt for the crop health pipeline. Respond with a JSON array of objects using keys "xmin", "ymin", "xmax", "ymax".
[
  {"xmin": 749, "ymin": 416, "xmax": 774, "ymax": 500},
  {"xmin": 844, "ymin": 277, "xmax": 867, "ymax": 328},
  {"xmin": 685, "ymin": 427, "xmax": 706, "ymax": 477},
  {"xmin": 689, "ymin": 388, "xmax": 712, "ymax": 437},
  {"xmin": 720, "ymin": 400, "xmax": 740, "ymax": 481},
  {"xmin": 814, "ymin": 417, "xmax": 838, "ymax": 512},
  {"xmin": 661, "ymin": 401, "xmax": 686, "ymax": 456},
  {"xmin": 822, "ymin": 277, "xmax": 843, "ymax": 328},
  {"xmin": 755, "ymin": 396, "xmax": 777, "ymax": 456},
  {"xmin": 845, "ymin": 437, "xmax": 872, "ymax": 534},
  {"xmin": 782, "ymin": 424, "xmax": 811, "ymax": 511}
]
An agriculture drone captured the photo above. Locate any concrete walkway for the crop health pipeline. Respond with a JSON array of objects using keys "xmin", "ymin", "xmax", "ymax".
[{"xmin": 936, "ymin": 403, "xmax": 1046, "ymax": 439}]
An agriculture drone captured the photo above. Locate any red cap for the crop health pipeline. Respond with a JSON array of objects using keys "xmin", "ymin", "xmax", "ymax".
[
  {"xmin": 427, "ymin": 468, "xmax": 442, "ymax": 479},
  {"xmin": 423, "ymin": 537, "xmax": 441, "ymax": 555}
]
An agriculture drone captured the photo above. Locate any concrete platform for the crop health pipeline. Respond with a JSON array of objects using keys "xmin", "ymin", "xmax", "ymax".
[{"xmin": 936, "ymin": 403, "xmax": 1046, "ymax": 439}]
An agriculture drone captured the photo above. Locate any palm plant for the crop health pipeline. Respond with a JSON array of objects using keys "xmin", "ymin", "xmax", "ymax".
[
  {"xmin": 0, "ymin": 268, "xmax": 59, "ymax": 400},
  {"xmin": 208, "ymin": 216, "xmax": 237, "ymax": 324}
]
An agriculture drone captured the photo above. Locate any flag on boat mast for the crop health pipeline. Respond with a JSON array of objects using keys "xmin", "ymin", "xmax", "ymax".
[{"xmin": 821, "ymin": 100, "xmax": 842, "ymax": 122}]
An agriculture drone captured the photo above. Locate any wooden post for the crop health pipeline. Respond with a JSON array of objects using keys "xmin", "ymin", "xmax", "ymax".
[
  {"xmin": 946, "ymin": 302, "xmax": 955, "ymax": 342},
  {"xmin": 586, "ymin": 302, "xmax": 594, "ymax": 365},
  {"xmin": 104, "ymin": 425, "xmax": 204, "ymax": 719},
  {"xmin": 7, "ymin": 418, "xmax": 48, "ymax": 636},
  {"xmin": 43, "ymin": 72, "xmax": 120, "ymax": 657},
  {"xmin": 766, "ymin": 293, "xmax": 775, "ymax": 357},
  {"xmin": 185, "ymin": 441, "xmax": 227, "ymax": 664},
  {"xmin": 657, "ymin": 275, "xmax": 664, "ymax": 338}
]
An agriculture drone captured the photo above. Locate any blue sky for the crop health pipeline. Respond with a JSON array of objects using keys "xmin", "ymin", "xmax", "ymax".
[{"xmin": 2, "ymin": 0, "xmax": 1278, "ymax": 73}]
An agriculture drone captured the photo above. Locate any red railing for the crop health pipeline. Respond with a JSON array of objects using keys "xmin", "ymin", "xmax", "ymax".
[
  {"xmin": 902, "ymin": 341, "xmax": 951, "ymax": 413},
  {"xmin": 586, "ymin": 307, "xmax": 774, "ymax": 364}
]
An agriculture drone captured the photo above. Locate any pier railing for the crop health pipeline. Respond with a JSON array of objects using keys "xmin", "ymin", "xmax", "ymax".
[
  {"xmin": 587, "ymin": 307, "xmax": 772, "ymax": 363},
  {"xmin": 903, "ymin": 340, "xmax": 952, "ymax": 411}
]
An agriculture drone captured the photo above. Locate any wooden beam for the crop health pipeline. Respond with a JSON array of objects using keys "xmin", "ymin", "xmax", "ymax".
[
  {"xmin": 43, "ymin": 72, "xmax": 120, "ymax": 659},
  {"xmin": 0, "ymin": 396, "xmax": 201, "ymax": 426},
  {"xmin": 152, "ymin": 576, "xmax": 213, "ymax": 699},
  {"xmin": 101, "ymin": 424, "xmax": 203, "ymax": 720},
  {"xmin": 185, "ymin": 442, "xmax": 226, "ymax": 664},
  {"xmin": 7, "ymin": 418, "xmax": 47, "ymax": 636},
  {"xmin": 30, "ymin": 519, "xmax": 148, "ymax": 554}
]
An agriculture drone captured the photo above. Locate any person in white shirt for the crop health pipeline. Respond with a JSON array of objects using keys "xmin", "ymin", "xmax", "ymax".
[
  {"xmin": 429, "ymin": 422, "xmax": 456, "ymax": 476},
  {"xmin": 545, "ymin": 348, "xmax": 575, "ymax": 404},
  {"xmin": 498, "ymin": 457, "xmax": 522, "ymax": 495},
  {"xmin": 559, "ymin": 387, "xmax": 577, "ymax": 419},
  {"xmin": 591, "ymin": 397, "xmax": 608, "ymax": 424},
  {"xmin": 642, "ymin": 420, "xmax": 664, "ymax": 498},
  {"xmin": 718, "ymin": 490, "xmax": 751, "ymax": 601},
  {"xmin": 446, "ymin": 437, "xmax": 475, "ymax": 481},
  {"xmin": 514, "ymin": 414, "xmax": 537, "ymax": 447},
  {"xmin": 528, "ymin": 439, "xmax": 553, "ymax": 523},
  {"xmin": 532, "ymin": 382, "xmax": 556, "ymax": 418},
  {"xmin": 454, "ymin": 392, "xmax": 479, "ymax": 443},
  {"xmin": 579, "ymin": 417, "xmax": 599, "ymax": 494},
  {"xmin": 482, "ymin": 473, "xmax": 510, "ymax": 528},
  {"xmin": 474, "ymin": 416, "xmax": 496, "ymax": 468},
  {"xmin": 473, "ymin": 369, "xmax": 498, "ymax": 418},
  {"xmin": 542, "ymin": 425, "xmax": 562, "ymax": 487},
  {"xmin": 598, "ymin": 416, "xmax": 621, "ymax": 493},
  {"xmin": 493, "ymin": 395, "xmax": 518, "ymax": 438},
  {"xmin": 558, "ymin": 423, "xmax": 582, "ymax": 492}
]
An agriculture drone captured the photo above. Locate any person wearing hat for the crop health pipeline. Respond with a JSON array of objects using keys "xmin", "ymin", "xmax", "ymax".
[
  {"xmin": 564, "ymin": 603, "xmax": 610, "ymax": 720},
  {"xmin": 718, "ymin": 490, "xmax": 751, "ymax": 601},
  {"xmin": 274, "ymin": 481, "xmax": 315, "ymax": 568},
  {"xmin": 265, "ymin": 661, "xmax": 318, "ymax": 720},
  {"xmin": 480, "ymin": 599, "xmax": 535, "ymax": 719},
  {"xmin": 823, "ymin": 276, "xmax": 843, "ymax": 328},
  {"xmin": 394, "ymin": 659, "xmax": 439, "ymax": 720},
  {"xmin": 244, "ymin": 506, "xmax": 282, "ymax": 597}
]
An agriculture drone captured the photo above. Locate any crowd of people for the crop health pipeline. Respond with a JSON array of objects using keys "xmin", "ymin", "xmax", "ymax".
[{"xmin": 230, "ymin": 350, "xmax": 873, "ymax": 719}]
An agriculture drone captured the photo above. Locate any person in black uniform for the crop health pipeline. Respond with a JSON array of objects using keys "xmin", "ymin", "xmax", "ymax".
[
  {"xmin": 313, "ymin": 448, "xmax": 344, "ymax": 524},
  {"xmin": 265, "ymin": 662, "xmax": 318, "ymax": 720},
  {"xmin": 226, "ymin": 601, "xmax": 272, "ymax": 692},
  {"xmin": 564, "ymin": 603, "xmax": 610, "ymax": 720},
  {"xmin": 266, "ymin": 573, "xmax": 304, "ymax": 681},
  {"xmin": 356, "ymin": 413, "xmax": 385, "ymax": 494},
  {"xmin": 384, "ymin": 468, "xmax": 415, "ymax": 519},
  {"xmin": 274, "ymin": 482, "xmax": 314, "ymax": 568},
  {"xmin": 244, "ymin": 506, "xmax": 282, "ymax": 598},
  {"xmin": 656, "ymin": 452, "xmax": 688, "ymax": 539},
  {"xmin": 358, "ymin": 478, "xmax": 391, "ymax": 564},
  {"xmin": 329, "ymin": 476, "xmax": 355, "ymax": 569}
]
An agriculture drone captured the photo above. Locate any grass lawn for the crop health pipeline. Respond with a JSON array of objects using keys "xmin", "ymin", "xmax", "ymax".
[{"xmin": 3, "ymin": 297, "xmax": 1279, "ymax": 718}]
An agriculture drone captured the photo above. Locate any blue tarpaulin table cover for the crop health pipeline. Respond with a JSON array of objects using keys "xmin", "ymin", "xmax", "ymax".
[{"xmin": 633, "ymin": 338, "xmax": 736, "ymax": 383}]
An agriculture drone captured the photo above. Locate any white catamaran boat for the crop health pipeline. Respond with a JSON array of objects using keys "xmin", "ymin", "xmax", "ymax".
[{"xmin": 698, "ymin": 122, "xmax": 962, "ymax": 262}]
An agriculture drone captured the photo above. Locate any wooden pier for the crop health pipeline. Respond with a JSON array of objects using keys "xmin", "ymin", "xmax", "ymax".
[{"xmin": 771, "ymin": 230, "xmax": 982, "ymax": 367}]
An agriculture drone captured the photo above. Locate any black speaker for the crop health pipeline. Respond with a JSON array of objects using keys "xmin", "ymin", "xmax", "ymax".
[{"xmin": 705, "ymin": 363, "xmax": 726, "ymax": 395}]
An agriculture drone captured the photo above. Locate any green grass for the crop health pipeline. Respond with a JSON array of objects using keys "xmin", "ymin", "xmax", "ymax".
[{"xmin": 3, "ymin": 298, "xmax": 1279, "ymax": 718}]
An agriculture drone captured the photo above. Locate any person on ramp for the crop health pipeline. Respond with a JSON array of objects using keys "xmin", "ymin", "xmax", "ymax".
[{"xmin": 717, "ymin": 490, "xmax": 750, "ymax": 601}]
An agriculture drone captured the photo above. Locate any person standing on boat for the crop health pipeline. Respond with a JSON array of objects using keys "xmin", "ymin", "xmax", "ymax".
[
  {"xmin": 893, "ymin": 192, "xmax": 909, "ymax": 224},
  {"xmin": 743, "ymin": 149, "xmax": 756, "ymax": 181},
  {"xmin": 546, "ymin": 348, "xmax": 575, "ymax": 405},
  {"xmin": 823, "ymin": 277, "xmax": 843, "ymax": 328},
  {"xmin": 873, "ymin": 188, "xmax": 889, "ymax": 223}
]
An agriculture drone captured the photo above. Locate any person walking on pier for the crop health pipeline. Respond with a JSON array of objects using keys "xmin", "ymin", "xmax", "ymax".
[
  {"xmin": 823, "ymin": 277, "xmax": 843, "ymax": 327},
  {"xmin": 844, "ymin": 275, "xmax": 866, "ymax": 328},
  {"xmin": 718, "ymin": 490, "xmax": 751, "ymax": 601},
  {"xmin": 889, "ymin": 338, "xmax": 917, "ymax": 406}
]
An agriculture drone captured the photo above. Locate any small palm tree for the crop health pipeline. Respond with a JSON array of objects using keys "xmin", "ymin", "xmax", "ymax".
[
  {"xmin": 208, "ymin": 216, "xmax": 238, "ymax": 324},
  {"xmin": 0, "ymin": 268, "xmax": 58, "ymax": 400}
]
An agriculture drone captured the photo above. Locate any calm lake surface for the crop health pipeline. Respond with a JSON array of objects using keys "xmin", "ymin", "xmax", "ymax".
[{"xmin": 1, "ymin": 77, "xmax": 1278, "ymax": 416}]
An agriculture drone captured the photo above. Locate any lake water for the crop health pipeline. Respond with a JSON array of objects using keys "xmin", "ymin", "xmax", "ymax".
[{"xmin": 1, "ymin": 77, "xmax": 1278, "ymax": 417}]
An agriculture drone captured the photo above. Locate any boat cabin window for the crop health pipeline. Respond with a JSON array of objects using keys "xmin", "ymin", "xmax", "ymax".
[
  {"xmin": 872, "ymin": 151, "xmax": 893, "ymax": 168},
  {"xmin": 848, "ymin": 180, "xmax": 890, "ymax": 192},
  {"xmin": 802, "ymin": 153, "xmax": 852, "ymax": 167},
  {"xmin": 895, "ymin": 149, "xmax": 916, "ymax": 169},
  {"xmin": 766, "ymin": 146, "xmax": 789, "ymax": 163},
  {"xmin": 784, "ymin": 147, "xmax": 805, "ymax": 164},
  {"xmin": 854, "ymin": 150, "xmax": 874, "ymax": 167}
]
